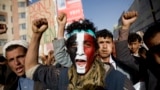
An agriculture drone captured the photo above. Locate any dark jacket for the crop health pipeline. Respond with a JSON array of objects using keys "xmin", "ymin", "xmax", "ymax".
[
  {"xmin": 146, "ymin": 53, "xmax": 160, "ymax": 90},
  {"xmin": 0, "ymin": 64, "xmax": 43, "ymax": 90},
  {"xmin": 32, "ymin": 64, "xmax": 134, "ymax": 90},
  {"xmin": 115, "ymin": 40, "xmax": 141, "ymax": 84}
]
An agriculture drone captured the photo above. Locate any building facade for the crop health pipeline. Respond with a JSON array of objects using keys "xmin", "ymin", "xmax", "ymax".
[
  {"xmin": 114, "ymin": 0, "xmax": 160, "ymax": 39},
  {"xmin": 128, "ymin": 0, "xmax": 160, "ymax": 32},
  {"xmin": 0, "ymin": 0, "xmax": 28, "ymax": 54}
]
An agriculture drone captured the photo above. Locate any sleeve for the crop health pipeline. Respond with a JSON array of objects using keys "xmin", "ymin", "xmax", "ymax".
[
  {"xmin": 0, "ymin": 64, "xmax": 6, "ymax": 84},
  {"xmin": 32, "ymin": 65, "xmax": 59, "ymax": 89},
  {"xmin": 115, "ymin": 40, "xmax": 139, "ymax": 71},
  {"xmin": 53, "ymin": 38, "xmax": 72, "ymax": 67},
  {"xmin": 118, "ymin": 29, "xmax": 129, "ymax": 41},
  {"xmin": 124, "ymin": 77, "xmax": 135, "ymax": 90},
  {"xmin": 25, "ymin": 64, "xmax": 40, "ymax": 79}
]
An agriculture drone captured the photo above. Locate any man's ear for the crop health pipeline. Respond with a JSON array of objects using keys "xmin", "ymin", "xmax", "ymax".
[{"xmin": 138, "ymin": 41, "xmax": 143, "ymax": 48}]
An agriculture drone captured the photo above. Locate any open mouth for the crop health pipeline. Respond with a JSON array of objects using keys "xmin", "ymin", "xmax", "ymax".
[
  {"xmin": 16, "ymin": 66, "xmax": 23, "ymax": 73},
  {"xmin": 76, "ymin": 59, "xmax": 87, "ymax": 67}
]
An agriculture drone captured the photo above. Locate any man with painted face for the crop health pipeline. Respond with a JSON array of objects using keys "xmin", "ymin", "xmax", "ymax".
[{"xmin": 25, "ymin": 13, "xmax": 134, "ymax": 90}]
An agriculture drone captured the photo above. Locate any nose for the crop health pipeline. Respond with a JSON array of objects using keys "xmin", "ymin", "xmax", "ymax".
[
  {"xmin": 103, "ymin": 44, "xmax": 107, "ymax": 48},
  {"xmin": 76, "ymin": 42, "xmax": 85, "ymax": 56},
  {"xmin": 14, "ymin": 58, "xmax": 20, "ymax": 65}
]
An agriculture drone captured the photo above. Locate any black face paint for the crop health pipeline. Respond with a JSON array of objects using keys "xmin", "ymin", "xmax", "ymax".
[{"xmin": 66, "ymin": 35, "xmax": 77, "ymax": 65}]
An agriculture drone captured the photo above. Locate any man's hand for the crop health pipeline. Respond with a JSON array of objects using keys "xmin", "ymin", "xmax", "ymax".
[
  {"xmin": 57, "ymin": 12, "xmax": 67, "ymax": 26},
  {"xmin": 32, "ymin": 18, "xmax": 48, "ymax": 34},
  {"xmin": 0, "ymin": 24, "xmax": 7, "ymax": 34},
  {"xmin": 56, "ymin": 12, "xmax": 67, "ymax": 39},
  {"xmin": 40, "ymin": 50, "xmax": 54, "ymax": 65},
  {"xmin": 122, "ymin": 11, "xmax": 138, "ymax": 30}
]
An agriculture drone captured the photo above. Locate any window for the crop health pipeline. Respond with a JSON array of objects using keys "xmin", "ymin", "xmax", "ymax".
[
  {"xmin": 19, "ymin": 12, "xmax": 26, "ymax": 18},
  {"xmin": 18, "ymin": 2, "xmax": 25, "ymax": 7},
  {"xmin": 12, "ymin": 28, "xmax": 14, "ymax": 34},
  {"xmin": 11, "ymin": 16, "xmax": 13, "ymax": 23},
  {"xmin": 0, "ymin": 15, "xmax": 6, "ymax": 22},
  {"xmin": 0, "ymin": 39, "xmax": 7, "ymax": 46},
  {"xmin": 2, "ymin": 4, "xmax": 5, "ymax": 10},
  {"xmin": 19, "ymin": 23, "xmax": 26, "ymax": 30},
  {"xmin": 20, "ymin": 35, "xmax": 27, "ymax": 40}
]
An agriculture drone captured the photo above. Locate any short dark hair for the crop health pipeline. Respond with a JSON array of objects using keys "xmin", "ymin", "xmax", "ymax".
[
  {"xmin": 96, "ymin": 29, "xmax": 113, "ymax": 40},
  {"xmin": 95, "ymin": 29, "xmax": 113, "ymax": 49},
  {"xmin": 128, "ymin": 33, "xmax": 142, "ymax": 43},
  {"xmin": 66, "ymin": 19, "xmax": 97, "ymax": 48},
  {"xmin": 66, "ymin": 19, "xmax": 96, "ymax": 34}
]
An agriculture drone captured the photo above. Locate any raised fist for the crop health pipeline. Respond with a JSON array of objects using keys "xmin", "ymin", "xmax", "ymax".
[
  {"xmin": 0, "ymin": 24, "xmax": 7, "ymax": 34},
  {"xmin": 123, "ymin": 11, "xmax": 138, "ymax": 19},
  {"xmin": 122, "ymin": 11, "xmax": 138, "ymax": 29},
  {"xmin": 32, "ymin": 18, "xmax": 48, "ymax": 33},
  {"xmin": 57, "ymin": 12, "xmax": 67, "ymax": 26}
]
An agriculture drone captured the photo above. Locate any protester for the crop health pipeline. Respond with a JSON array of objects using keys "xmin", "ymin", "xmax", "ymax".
[
  {"xmin": 52, "ymin": 13, "xmax": 72, "ymax": 67},
  {"xmin": 0, "ymin": 40, "xmax": 43, "ymax": 90},
  {"xmin": 115, "ymin": 11, "xmax": 147, "ymax": 90},
  {"xmin": 25, "ymin": 12, "xmax": 134, "ymax": 90},
  {"xmin": 95, "ymin": 29, "xmax": 134, "ymax": 79},
  {"xmin": 128, "ymin": 33, "xmax": 142, "ymax": 57}
]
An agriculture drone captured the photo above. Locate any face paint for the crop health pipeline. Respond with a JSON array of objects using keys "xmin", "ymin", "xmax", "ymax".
[
  {"xmin": 68, "ymin": 32, "xmax": 96, "ymax": 74},
  {"xmin": 75, "ymin": 33, "xmax": 87, "ymax": 73}
]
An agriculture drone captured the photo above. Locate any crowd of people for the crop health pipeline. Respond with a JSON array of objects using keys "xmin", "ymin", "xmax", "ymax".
[{"xmin": 0, "ymin": 10, "xmax": 160, "ymax": 90}]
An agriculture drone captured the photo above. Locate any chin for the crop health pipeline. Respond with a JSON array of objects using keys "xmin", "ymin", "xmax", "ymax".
[
  {"xmin": 76, "ymin": 65, "xmax": 86, "ymax": 74},
  {"xmin": 17, "ymin": 72, "xmax": 25, "ymax": 77}
]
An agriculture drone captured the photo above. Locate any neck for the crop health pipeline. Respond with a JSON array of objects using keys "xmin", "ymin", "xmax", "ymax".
[{"xmin": 101, "ymin": 56, "xmax": 110, "ymax": 63}]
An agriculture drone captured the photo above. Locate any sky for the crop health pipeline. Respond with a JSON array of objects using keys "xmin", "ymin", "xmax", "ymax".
[{"xmin": 82, "ymin": 0, "xmax": 134, "ymax": 32}]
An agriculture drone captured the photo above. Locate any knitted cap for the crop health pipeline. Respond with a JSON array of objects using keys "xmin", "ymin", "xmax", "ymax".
[{"xmin": 3, "ymin": 40, "xmax": 29, "ymax": 58}]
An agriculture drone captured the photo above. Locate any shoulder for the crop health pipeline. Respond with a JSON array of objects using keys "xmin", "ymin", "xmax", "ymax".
[
  {"xmin": 107, "ymin": 67, "xmax": 127, "ymax": 80},
  {"xmin": 105, "ymin": 68, "xmax": 133, "ymax": 90}
]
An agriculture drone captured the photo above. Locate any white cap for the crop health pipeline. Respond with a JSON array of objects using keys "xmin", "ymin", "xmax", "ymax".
[{"xmin": 3, "ymin": 40, "xmax": 29, "ymax": 58}]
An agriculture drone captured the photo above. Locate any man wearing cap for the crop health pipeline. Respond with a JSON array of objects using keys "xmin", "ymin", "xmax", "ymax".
[{"xmin": 0, "ymin": 40, "xmax": 43, "ymax": 90}]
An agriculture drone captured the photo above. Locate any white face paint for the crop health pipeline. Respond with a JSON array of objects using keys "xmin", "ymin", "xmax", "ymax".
[{"xmin": 75, "ymin": 32, "xmax": 87, "ymax": 74}]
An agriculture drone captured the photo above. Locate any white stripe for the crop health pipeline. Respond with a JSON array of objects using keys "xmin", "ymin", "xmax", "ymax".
[{"xmin": 75, "ymin": 32, "xmax": 87, "ymax": 74}]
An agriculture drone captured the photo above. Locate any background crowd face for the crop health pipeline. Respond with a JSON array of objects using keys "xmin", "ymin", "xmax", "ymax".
[
  {"xmin": 67, "ymin": 32, "xmax": 96, "ymax": 74},
  {"xmin": 97, "ymin": 37, "xmax": 113, "ymax": 59},
  {"xmin": 128, "ymin": 40, "xmax": 141, "ymax": 54},
  {"xmin": 6, "ymin": 46, "xmax": 26, "ymax": 76}
]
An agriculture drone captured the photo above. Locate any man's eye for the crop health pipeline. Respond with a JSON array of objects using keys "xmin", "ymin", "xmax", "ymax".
[
  {"xmin": 8, "ymin": 58, "xmax": 14, "ymax": 62},
  {"xmin": 84, "ymin": 42, "xmax": 91, "ymax": 47}
]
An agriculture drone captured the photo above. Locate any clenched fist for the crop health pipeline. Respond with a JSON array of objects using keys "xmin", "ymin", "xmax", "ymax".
[
  {"xmin": 122, "ymin": 11, "xmax": 138, "ymax": 30},
  {"xmin": 0, "ymin": 24, "xmax": 7, "ymax": 34},
  {"xmin": 57, "ymin": 12, "xmax": 67, "ymax": 26},
  {"xmin": 32, "ymin": 18, "xmax": 48, "ymax": 33}
]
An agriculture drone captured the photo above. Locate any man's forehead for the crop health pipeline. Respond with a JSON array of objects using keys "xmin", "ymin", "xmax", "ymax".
[{"xmin": 97, "ymin": 37, "xmax": 113, "ymax": 41}]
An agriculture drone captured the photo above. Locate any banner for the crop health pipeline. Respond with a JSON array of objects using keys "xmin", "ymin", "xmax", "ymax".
[
  {"xmin": 56, "ymin": 0, "xmax": 84, "ymax": 23},
  {"xmin": 27, "ymin": 0, "xmax": 56, "ymax": 44}
]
